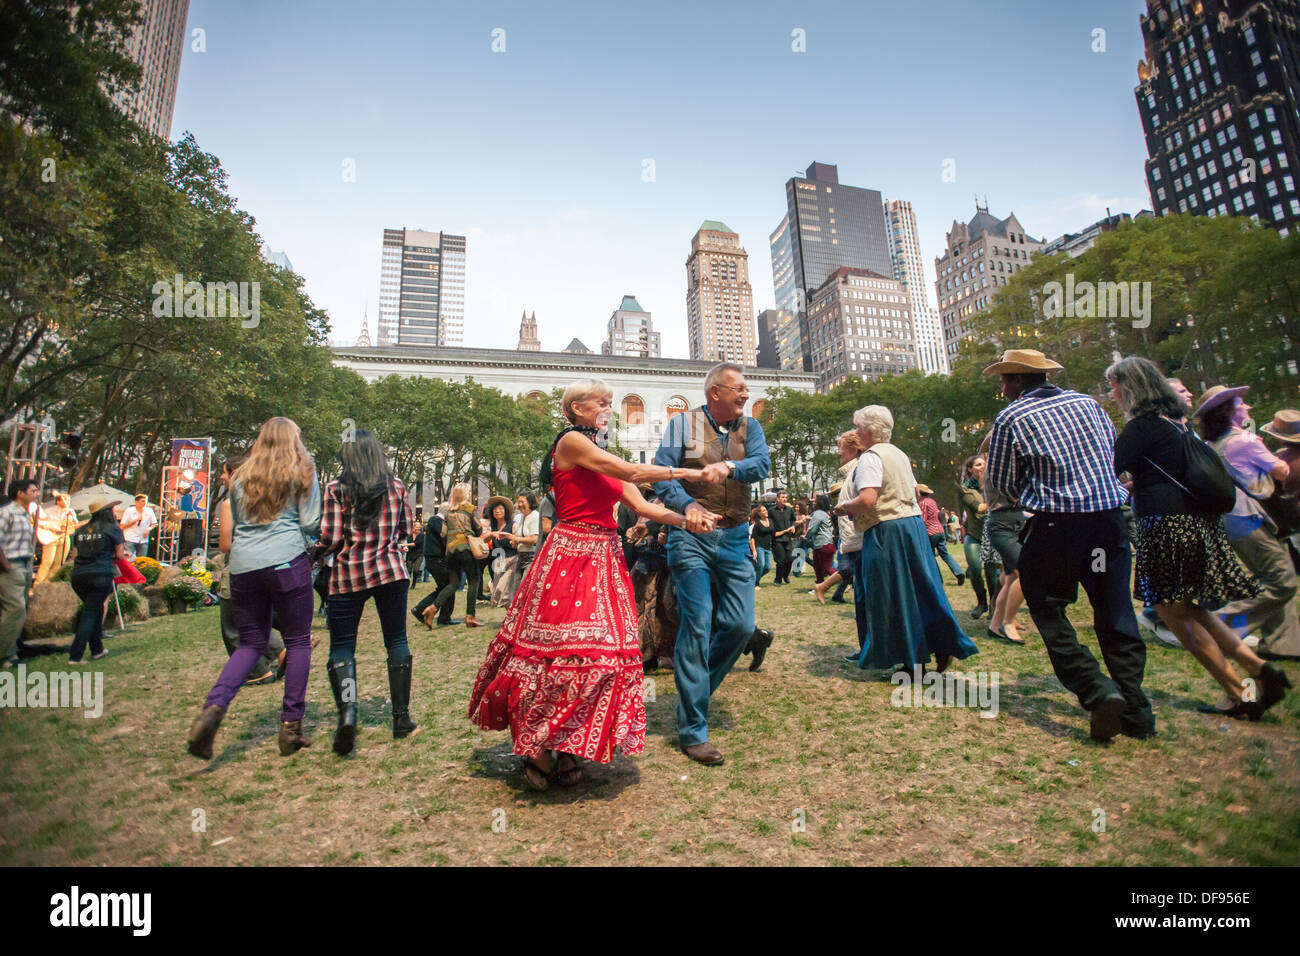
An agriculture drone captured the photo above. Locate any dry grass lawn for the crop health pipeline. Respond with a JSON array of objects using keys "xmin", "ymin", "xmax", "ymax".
[{"xmin": 2, "ymin": 572, "xmax": 1298, "ymax": 866}]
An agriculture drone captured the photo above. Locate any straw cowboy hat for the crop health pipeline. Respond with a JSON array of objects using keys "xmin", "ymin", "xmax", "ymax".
[
  {"xmin": 1193, "ymin": 385, "xmax": 1249, "ymax": 420},
  {"xmin": 85, "ymin": 496, "xmax": 125, "ymax": 516},
  {"xmin": 915, "ymin": 483, "xmax": 934, "ymax": 495},
  {"xmin": 483, "ymin": 495, "xmax": 515, "ymax": 525},
  {"xmin": 982, "ymin": 349, "xmax": 1064, "ymax": 376},
  {"xmin": 1260, "ymin": 409, "xmax": 1300, "ymax": 444}
]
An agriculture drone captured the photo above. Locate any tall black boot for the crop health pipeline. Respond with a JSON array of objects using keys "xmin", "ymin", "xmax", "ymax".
[
  {"xmin": 387, "ymin": 656, "xmax": 419, "ymax": 739},
  {"xmin": 327, "ymin": 658, "xmax": 358, "ymax": 755},
  {"xmin": 969, "ymin": 565, "xmax": 988, "ymax": 618}
]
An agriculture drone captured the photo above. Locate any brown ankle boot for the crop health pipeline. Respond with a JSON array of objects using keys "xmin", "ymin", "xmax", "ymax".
[
  {"xmin": 278, "ymin": 719, "xmax": 311, "ymax": 755},
  {"xmin": 186, "ymin": 705, "xmax": 226, "ymax": 760}
]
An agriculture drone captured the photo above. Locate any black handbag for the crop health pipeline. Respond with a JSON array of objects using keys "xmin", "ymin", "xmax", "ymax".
[{"xmin": 1143, "ymin": 419, "xmax": 1237, "ymax": 514}]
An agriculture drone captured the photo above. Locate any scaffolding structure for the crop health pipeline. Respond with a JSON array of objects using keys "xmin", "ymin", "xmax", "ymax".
[{"xmin": 3, "ymin": 419, "xmax": 53, "ymax": 498}]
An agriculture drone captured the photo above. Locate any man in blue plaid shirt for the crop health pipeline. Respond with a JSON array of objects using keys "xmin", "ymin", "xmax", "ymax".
[{"xmin": 985, "ymin": 350, "xmax": 1153, "ymax": 742}]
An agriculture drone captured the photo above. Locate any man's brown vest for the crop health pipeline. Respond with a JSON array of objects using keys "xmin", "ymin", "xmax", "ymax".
[{"xmin": 678, "ymin": 407, "xmax": 750, "ymax": 528}]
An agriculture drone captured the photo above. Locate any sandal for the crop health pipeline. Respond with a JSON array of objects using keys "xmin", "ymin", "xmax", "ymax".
[
  {"xmin": 521, "ymin": 756, "xmax": 551, "ymax": 792},
  {"xmin": 554, "ymin": 752, "xmax": 583, "ymax": 787}
]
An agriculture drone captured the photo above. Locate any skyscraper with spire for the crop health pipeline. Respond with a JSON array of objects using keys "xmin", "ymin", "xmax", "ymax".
[
  {"xmin": 517, "ymin": 310, "xmax": 541, "ymax": 351},
  {"xmin": 355, "ymin": 307, "xmax": 372, "ymax": 348}
]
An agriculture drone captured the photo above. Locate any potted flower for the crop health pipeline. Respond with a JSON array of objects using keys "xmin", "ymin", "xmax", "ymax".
[
  {"xmin": 133, "ymin": 556, "xmax": 163, "ymax": 585},
  {"xmin": 163, "ymin": 563, "xmax": 214, "ymax": 614}
]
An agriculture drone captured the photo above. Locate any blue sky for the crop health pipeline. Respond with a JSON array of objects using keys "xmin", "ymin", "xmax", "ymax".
[{"xmin": 172, "ymin": 0, "xmax": 1153, "ymax": 355}]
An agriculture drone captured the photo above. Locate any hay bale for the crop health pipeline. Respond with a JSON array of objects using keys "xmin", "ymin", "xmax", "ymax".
[
  {"xmin": 141, "ymin": 585, "xmax": 167, "ymax": 617},
  {"xmin": 25, "ymin": 580, "xmax": 80, "ymax": 639},
  {"xmin": 156, "ymin": 565, "xmax": 183, "ymax": 588},
  {"xmin": 102, "ymin": 584, "xmax": 150, "ymax": 626}
]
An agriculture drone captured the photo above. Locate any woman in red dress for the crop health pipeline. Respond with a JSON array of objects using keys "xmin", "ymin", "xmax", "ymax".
[{"xmin": 468, "ymin": 378, "xmax": 720, "ymax": 791}]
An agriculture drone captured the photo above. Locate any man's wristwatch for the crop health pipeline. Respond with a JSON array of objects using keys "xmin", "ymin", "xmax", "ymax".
[{"xmin": 725, "ymin": 460, "xmax": 737, "ymax": 475}]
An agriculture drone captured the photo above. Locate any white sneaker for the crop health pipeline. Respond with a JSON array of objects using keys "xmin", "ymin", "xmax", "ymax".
[{"xmin": 1243, "ymin": 634, "xmax": 1260, "ymax": 649}]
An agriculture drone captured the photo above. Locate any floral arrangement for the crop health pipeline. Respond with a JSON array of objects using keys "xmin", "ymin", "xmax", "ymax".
[{"xmin": 133, "ymin": 556, "xmax": 162, "ymax": 585}]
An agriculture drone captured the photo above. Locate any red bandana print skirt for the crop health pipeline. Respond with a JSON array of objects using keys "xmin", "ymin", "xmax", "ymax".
[{"xmin": 467, "ymin": 521, "xmax": 646, "ymax": 762}]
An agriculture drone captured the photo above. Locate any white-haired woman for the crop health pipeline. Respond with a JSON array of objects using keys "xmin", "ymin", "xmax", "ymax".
[
  {"xmin": 468, "ymin": 378, "xmax": 721, "ymax": 791},
  {"xmin": 834, "ymin": 404, "xmax": 978, "ymax": 672}
]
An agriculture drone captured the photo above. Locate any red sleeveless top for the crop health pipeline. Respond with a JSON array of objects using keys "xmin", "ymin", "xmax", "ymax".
[{"xmin": 550, "ymin": 451, "xmax": 621, "ymax": 529}]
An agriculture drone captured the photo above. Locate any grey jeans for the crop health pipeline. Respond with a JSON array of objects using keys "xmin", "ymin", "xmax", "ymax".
[{"xmin": 1219, "ymin": 525, "xmax": 1300, "ymax": 658}]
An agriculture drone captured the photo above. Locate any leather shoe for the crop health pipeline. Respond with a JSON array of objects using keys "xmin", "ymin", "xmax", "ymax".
[
  {"xmin": 1089, "ymin": 695, "xmax": 1126, "ymax": 742},
  {"xmin": 186, "ymin": 704, "xmax": 226, "ymax": 760},
  {"xmin": 748, "ymin": 628, "xmax": 773, "ymax": 671},
  {"xmin": 682, "ymin": 741, "xmax": 725, "ymax": 766}
]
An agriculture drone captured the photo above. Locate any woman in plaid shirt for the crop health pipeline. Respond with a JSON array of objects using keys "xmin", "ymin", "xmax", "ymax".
[{"xmin": 317, "ymin": 429, "xmax": 416, "ymax": 756}]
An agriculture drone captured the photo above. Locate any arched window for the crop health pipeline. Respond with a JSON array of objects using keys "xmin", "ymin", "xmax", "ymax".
[
  {"xmin": 621, "ymin": 395, "xmax": 645, "ymax": 425},
  {"xmin": 666, "ymin": 395, "xmax": 690, "ymax": 420},
  {"xmin": 751, "ymin": 399, "xmax": 768, "ymax": 421},
  {"xmin": 524, "ymin": 390, "xmax": 547, "ymax": 403}
]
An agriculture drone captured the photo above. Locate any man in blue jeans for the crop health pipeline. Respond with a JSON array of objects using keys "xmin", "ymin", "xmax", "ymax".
[{"xmin": 654, "ymin": 363, "xmax": 771, "ymax": 766}]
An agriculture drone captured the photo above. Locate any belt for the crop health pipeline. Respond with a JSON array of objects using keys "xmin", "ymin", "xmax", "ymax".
[{"xmin": 7, "ymin": 555, "xmax": 33, "ymax": 563}]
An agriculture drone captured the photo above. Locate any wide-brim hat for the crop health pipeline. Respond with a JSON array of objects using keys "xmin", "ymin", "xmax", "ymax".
[
  {"xmin": 1260, "ymin": 409, "xmax": 1300, "ymax": 444},
  {"xmin": 86, "ymin": 497, "xmax": 125, "ymax": 515},
  {"xmin": 829, "ymin": 481, "xmax": 844, "ymax": 495},
  {"xmin": 915, "ymin": 483, "xmax": 934, "ymax": 495},
  {"xmin": 484, "ymin": 495, "xmax": 515, "ymax": 524},
  {"xmin": 982, "ymin": 349, "xmax": 1064, "ymax": 376},
  {"xmin": 1193, "ymin": 385, "xmax": 1249, "ymax": 420}
]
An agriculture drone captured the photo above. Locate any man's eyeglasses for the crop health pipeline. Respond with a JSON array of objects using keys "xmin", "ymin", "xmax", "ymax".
[{"xmin": 715, "ymin": 384, "xmax": 749, "ymax": 396}]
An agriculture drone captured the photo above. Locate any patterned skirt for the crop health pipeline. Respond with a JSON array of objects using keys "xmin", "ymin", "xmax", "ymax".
[
  {"xmin": 467, "ymin": 521, "xmax": 646, "ymax": 762},
  {"xmin": 1134, "ymin": 512, "xmax": 1261, "ymax": 608}
]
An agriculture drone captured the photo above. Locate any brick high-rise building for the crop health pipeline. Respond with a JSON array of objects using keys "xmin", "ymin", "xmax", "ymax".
[
  {"xmin": 517, "ymin": 311, "xmax": 540, "ymax": 351},
  {"xmin": 883, "ymin": 198, "xmax": 945, "ymax": 375},
  {"xmin": 111, "ymin": 0, "xmax": 190, "ymax": 138},
  {"xmin": 1135, "ymin": 0, "xmax": 1300, "ymax": 233},
  {"xmin": 686, "ymin": 221, "xmax": 756, "ymax": 365},
  {"xmin": 807, "ymin": 268, "xmax": 916, "ymax": 394},
  {"xmin": 376, "ymin": 228, "xmax": 466, "ymax": 347},
  {"xmin": 933, "ymin": 203, "xmax": 1041, "ymax": 365},
  {"xmin": 769, "ymin": 162, "xmax": 894, "ymax": 371},
  {"xmin": 602, "ymin": 296, "xmax": 660, "ymax": 358}
]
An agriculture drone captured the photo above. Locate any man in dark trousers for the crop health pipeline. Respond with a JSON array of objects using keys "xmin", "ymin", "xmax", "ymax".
[
  {"xmin": 985, "ymin": 349, "xmax": 1153, "ymax": 742},
  {"xmin": 412, "ymin": 504, "xmax": 454, "ymax": 626},
  {"xmin": 768, "ymin": 489, "xmax": 796, "ymax": 584}
]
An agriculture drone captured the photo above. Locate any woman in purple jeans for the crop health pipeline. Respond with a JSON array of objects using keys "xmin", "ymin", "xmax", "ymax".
[{"xmin": 186, "ymin": 417, "xmax": 321, "ymax": 760}]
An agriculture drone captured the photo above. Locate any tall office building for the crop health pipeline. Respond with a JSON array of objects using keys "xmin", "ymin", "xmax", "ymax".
[
  {"xmin": 602, "ymin": 296, "xmax": 661, "ymax": 358},
  {"xmin": 685, "ymin": 222, "xmax": 756, "ymax": 365},
  {"xmin": 883, "ymin": 198, "xmax": 946, "ymax": 375},
  {"xmin": 807, "ymin": 268, "xmax": 916, "ymax": 393},
  {"xmin": 934, "ymin": 203, "xmax": 1042, "ymax": 364},
  {"xmin": 111, "ymin": 0, "xmax": 189, "ymax": 138},
  {"xmin": 517, "ymin": 311, "xmax": 541, "ymax": 351},
  {"xmin": 1135, "ymin": 0, "xmax": 1300, "ymax": 233},
  {"xmin": 376, "ymin": 228, "xmax": 466, "ymax": 347},
  {"xmin": 755, "ymin": 309, "xmax": 783, "ymax": 368},
  {"xmin": 769, "ymin": 162, "xmax": 894, "ymax": 371}
]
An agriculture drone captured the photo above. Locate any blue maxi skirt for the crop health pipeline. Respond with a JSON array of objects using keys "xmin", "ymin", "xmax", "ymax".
[{"xmin": 852, "ymin": 514, "xmax": 979, "ymax": 670}]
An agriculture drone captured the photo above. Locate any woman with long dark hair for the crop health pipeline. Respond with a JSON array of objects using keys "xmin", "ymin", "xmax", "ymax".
[
  {"xmin": 187, "ymin": 417, "xmax": 320, "ymax": 760},
  {"xmin": 1110, "ymin": 358, "xmax": 1286, "ymax": 719},
  {"xmin": 68, "ymin": 498, "xmax": 127, "ymax": 664},
  {"xmin": 317, "ymin": 429, "xmax": 416, "ymax": 755}
]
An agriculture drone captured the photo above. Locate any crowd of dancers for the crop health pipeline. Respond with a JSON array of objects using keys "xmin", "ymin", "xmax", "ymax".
[{"xmin": 183, "ymin": 353, "xmax": 1296, "ymax": 787}]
